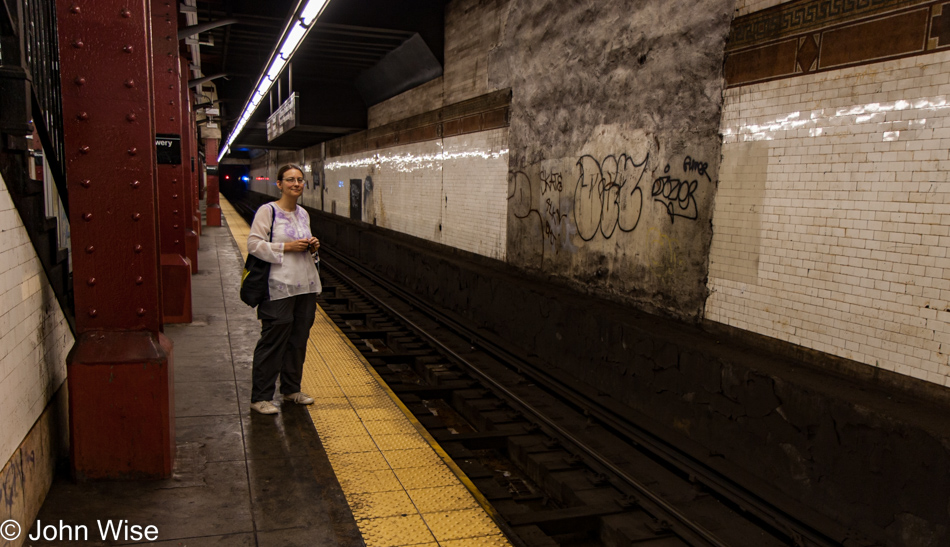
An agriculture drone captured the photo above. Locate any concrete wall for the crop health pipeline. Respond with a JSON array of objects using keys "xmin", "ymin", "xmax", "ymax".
[
  {"xmin": 495, "ymin": 0, "xmax": 735, "ymax": 320},
  {"xmin": 368, "ymin": 78, "xmax": 444, "ymax": 128},
  {"xmin": 707, "ymin": 30, "xmax": 950, "ymax": 387},
  {"xmin": 0, "ymin": 173, "xmax": 71, "ymax": 546}
]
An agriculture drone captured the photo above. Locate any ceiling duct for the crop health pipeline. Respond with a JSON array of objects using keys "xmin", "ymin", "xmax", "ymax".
[{"xmin": 355, "ymin": 33, "xmax": 442, "ymax": 106}]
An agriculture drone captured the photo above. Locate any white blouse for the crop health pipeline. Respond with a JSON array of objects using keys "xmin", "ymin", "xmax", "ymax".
[{"xmin": 247, "ymin": 203, "xmax": 322, "ymax": 301}]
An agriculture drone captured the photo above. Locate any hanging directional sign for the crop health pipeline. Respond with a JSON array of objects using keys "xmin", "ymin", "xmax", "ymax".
[{"xmin": 266, "ymin": 93, "xmax": 298, "ymax": 142}]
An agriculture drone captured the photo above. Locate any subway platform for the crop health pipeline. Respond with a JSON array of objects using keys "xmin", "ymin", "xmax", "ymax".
[{"xmin": 25, "ymin": 203, "xmax": 511, "ymax": 547}]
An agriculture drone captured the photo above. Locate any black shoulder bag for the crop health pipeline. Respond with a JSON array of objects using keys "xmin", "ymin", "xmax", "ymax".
[{"xmin": 240, "ymin": 204, "xmax": 275, "ymax": 307}]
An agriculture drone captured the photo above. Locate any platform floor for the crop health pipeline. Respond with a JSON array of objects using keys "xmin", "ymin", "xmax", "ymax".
[
  {"xmin": 27, "ymin": 201, "xmax": 510, "ymax": 547},
  {"xmin": 222, "ymin": 197, "xmax": 511, "ymax": 547}
]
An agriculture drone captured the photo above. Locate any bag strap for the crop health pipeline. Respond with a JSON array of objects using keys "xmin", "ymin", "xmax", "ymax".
[{"xmin": 268, "ymin": 203, "xmax": 275, "ymax": 242}]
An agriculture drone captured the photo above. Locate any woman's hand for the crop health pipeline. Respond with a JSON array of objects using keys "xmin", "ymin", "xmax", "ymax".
[
  {"xmin": 284, "ymin": 239, "xmax": 312, "ymax": 252},
  {"xmin": 308, "ymin": 237, "xmax": 320, "ymax": 253}
]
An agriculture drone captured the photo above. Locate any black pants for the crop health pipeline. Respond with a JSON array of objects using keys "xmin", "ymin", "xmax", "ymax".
[{"xmin": 251, "ymin": 293, "xmax": 317, "ymax": 403}]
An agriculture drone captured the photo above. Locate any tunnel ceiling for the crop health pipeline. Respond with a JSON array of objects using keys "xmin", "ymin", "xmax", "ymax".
[{"xmin": 193, "ymin": 0, "xmax": 445, "ymax": 152}]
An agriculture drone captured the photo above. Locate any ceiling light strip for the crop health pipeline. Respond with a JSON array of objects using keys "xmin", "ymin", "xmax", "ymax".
[{"xmin": 218, "ymin": 0, "xmax": 330, "ymax": 161}]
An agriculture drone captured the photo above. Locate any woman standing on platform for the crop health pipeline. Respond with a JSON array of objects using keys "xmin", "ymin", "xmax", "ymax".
[{"xmin": 246, "ymin": 164, "xmax": 321, "ymax": 415}]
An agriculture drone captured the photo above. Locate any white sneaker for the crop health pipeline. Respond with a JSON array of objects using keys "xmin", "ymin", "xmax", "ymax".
[
  {"xmin": 250, "ymin": 401, "xmax": 279, "ymax": 414},
  {"xmin": 282, "ymin": 392, "xmax": 315, "ymax": 405}
]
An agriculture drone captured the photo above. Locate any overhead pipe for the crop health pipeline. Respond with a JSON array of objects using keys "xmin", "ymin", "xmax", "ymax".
[
  {"xmin": 188, "ymin": 73, "xmax": 228, "ymax": 88},
  {"xmin": 178, "ymin": 18, "xmax": 240, "ymax": 40}
]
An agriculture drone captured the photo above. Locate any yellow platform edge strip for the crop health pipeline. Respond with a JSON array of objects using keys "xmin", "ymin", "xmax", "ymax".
[
  {"xmin": 313, "ymin": 304, "xmax": 510, "ymax": 530},
  {"xmin": 220, "ymin": 196, "xmax": 512, "ymax": 546}
]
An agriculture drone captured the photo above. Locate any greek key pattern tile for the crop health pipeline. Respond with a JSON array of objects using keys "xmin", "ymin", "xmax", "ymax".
[{"xmin": 729, "ymin": 0, "xmax": 930, "ymax": 50}]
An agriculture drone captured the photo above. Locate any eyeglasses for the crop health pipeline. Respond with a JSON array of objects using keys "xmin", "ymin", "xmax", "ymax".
[{"xmin": 281, "ymin": 177, "xmax": 306, "ymax": 184}]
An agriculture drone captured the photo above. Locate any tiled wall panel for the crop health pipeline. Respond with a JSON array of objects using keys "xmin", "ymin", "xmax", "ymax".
[
  {"xmin": 321, "ymin": 129, "xmax": 509, "ymax": 259},
  {"xmin": 0, "ymin": 174, "xmax": 72, "ymax": 465},
  {"xmin": 441, "ymin": 130, "xmax": 509, "ymax": 259},
  {"xmin": 707, "ymin": 51, "xmax": 950, "ymax": 386}
]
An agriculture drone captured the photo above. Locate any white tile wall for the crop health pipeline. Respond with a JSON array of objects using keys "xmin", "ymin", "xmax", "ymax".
[
  {"xmin": 0, "ymin": 173, "xmax": 72, "ymax": 466},
  {"xmin": 707, "ymin": 52, "xmax": 950, "ymax": 387},
  {"xmin": 442, "ymin": 130, "xmax": 509, "ymax": 259},
  {"xmin": 323, "ymin": 128, "xmax": 510, "ymax": 259}
]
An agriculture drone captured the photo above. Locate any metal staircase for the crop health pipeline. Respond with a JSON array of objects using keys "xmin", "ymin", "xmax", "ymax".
[{"xmin": 1, "ymin": 0, "xmax": 74, "ymax": 333}]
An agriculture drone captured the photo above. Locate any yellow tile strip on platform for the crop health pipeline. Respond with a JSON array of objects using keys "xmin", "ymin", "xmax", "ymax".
[
  {"xmin": 221, "ymin": 196, "xmax": 513, "ymax": 547},
  {"xmin": 219, "ymin": 196, "xmax": 250, "ymax": 259}
]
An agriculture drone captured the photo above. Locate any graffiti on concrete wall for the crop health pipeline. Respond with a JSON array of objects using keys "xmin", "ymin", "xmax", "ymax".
[
  {"xmin": 510, "ymin": 151, "xmax": 713, "ymax": 261},
  {"xmin": 651, "ymin": 156, "xmax": 710, "ymax": 223},
  {"xmin": 509, "ymin": 167, "xmax": 570, "ymax": 260},
  {"xmin": 573, "ymin": 153, "xmax": 649, "ymax": 241}
]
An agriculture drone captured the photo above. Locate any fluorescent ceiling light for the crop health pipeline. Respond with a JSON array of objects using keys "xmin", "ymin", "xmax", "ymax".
[
  {"xmin": 218, "ymin": 0, "xmax": 331, "ymax": 161},
  {"xmin": 301, "ymin": 0, "xmax": 328, "ymax": 25}
]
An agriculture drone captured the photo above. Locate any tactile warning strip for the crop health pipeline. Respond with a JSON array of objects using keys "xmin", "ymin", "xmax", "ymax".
[
  {"xmin": 222, "ymin": 196, "xmax": 512, "ymax": 547},
  {"xmin": 304, "ymin": 307, "xmax": 513, "ymax": 546},
  {"xmin": 219, "ymin": 197, "xmax": 249, "ymax": 260}
]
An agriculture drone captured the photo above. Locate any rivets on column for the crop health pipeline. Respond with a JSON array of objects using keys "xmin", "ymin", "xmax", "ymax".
[
  {"xmin": 132, "ymin": 212, "xmax": 142, "ymax": 221},
  {"xmin": 126, "ymin": 113, "xmax": 137, "ymax": 122},
  {"xmin": 121, "ymin": 8, "xmax": 131, "ymax": 18},
  {"xmin": 134, "ymin": 244, "xmax": 143, "ymax": 253},
  {"xmin": 171, "ymin": 194, "xmax": 178, "ymax": 199},
  {"xmin": 130, "ymin": 180, "xmax": 141, "ymax": 189},
  {"xmin": 135, "ymin": 276, "xmax": 144, "ymax": 285},
  {"xmin": 173, "ymin": 239, "xmax": 180, "ymax": 245},
  {"xmin": 79, "ymin": 145, "xmax": 90, "ymax": 154},
  {"xmin": 75, "ymin": 76, "xmax": 86, "ymax": 86},
  {"xmin": 136, "ymin": 308, "xmax": 146, "ymax": 317},
  {"xmin": 88, "ymin": 308, "xmax": 98, "ymax": 318},
  {"xmin": 124, "ymin": 79, "xmax": 136, "ymax": 88},
  {"xmin": 72, "ymin": 40, "xmax": 84, "ymax": 49},
  {"xmin": 172, "ymin": 224, "xmax": 179, "ymax": 229},
  {"xmin": 172, "ymin": 209, "xmax": 179, "ymax": 215},
  {"xmin": 70, "ymin": 5, "xmax": 81, "ymax": 14},
  {"xmin": 85, "ymin": 245, "xmax": 95, "ymax": 254},
  {"xmin": 82, "ymin": 213, "xmax": 93, "ymax": 222},
  {"xmin": 86, "ymin": 277, "xmax": 96, "ymax": 286},
  {"xmin": 80, "ymin": 179, "xmax": 91, "ymax": 188},
  {"xmin": 77, "ymin": 112, "xmax": 89, "ymax": 121},
  {"xmin": 123, "ymin": 45, "xmax": 133, "ymax": 54},
  {"xmin": 128, "ymin": 147, "xmax": 137, "ymax": 156}
]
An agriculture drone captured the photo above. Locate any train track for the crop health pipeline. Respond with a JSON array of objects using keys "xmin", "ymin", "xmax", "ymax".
[
  {"xmin": 319, "ymin": 250, "xmax": 843, "ymax": 547},
  {"xmin": 227, "ymin": 197, "xmax": 840, "ymax": 547}
]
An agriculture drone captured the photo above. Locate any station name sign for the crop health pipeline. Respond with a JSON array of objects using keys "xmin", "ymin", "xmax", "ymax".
[
  {"xmin": 155, "ymin": 133, "xmax": 181, "ymax": 165},
  {"xmin": 266, "ymin": 93, "xmax": 298, "ymax": 142}
]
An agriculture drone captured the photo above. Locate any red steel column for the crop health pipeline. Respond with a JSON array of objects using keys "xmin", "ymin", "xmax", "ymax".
[
  {"xmin": 190, "ymin": 90, "xmax": 202, "ymax": 231},
  {"xmin": 151, "ymin": 0, "xmax": 192, "ymax": 323},
  {"xmin": 58, "ymin": 0, "xmax": 174, "ymax": 478},
  {"xmin": 205, "ymin": 137, "xmax": 221, "ymax": 225},
  {"xmin": 179, "ymin": 57, "xmax": 199, "ymax": 269}
]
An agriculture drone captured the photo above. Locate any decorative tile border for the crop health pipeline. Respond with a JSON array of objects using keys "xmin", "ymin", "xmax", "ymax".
[
  {"xmin": 726, "ymin": 0, "xmax": 950, "ymax": 87},
  {"xmin": 326, "ymin": 89, "xmax": 511, "ymax": 158},
  {"xmin": 728, "ymin": 0, "xmax": 930, "ymax": 50}
]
